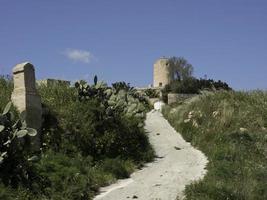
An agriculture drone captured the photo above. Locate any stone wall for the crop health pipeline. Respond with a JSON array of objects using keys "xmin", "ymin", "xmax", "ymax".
[
  {"xmin": 37, "ymin": 78, "xmax": 70, "ymax": 87},
  {"xmin": 168, "ymin": 93, "xmax": 197, "ymax": 104}
]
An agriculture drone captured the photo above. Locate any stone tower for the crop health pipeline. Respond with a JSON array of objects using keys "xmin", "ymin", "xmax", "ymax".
[{"xmin": 153, "ymin": 57, "xmax": 174, "ymax": 88}]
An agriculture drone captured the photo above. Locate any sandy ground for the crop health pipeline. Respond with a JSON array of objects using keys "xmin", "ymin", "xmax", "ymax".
[{"xmin": 94, "ymin": 110, "xmax": 208, "ymax": 200}]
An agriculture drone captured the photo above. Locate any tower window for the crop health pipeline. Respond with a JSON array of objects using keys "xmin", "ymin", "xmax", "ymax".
[{"xmin": 159, "ymin": 82, "xmax": 162, "ymax": 87}]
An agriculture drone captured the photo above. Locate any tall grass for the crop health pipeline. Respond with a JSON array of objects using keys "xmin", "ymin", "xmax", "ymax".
[{"xmin": 163, "ymin": 90, "xmax": 267, "ymax": 200}]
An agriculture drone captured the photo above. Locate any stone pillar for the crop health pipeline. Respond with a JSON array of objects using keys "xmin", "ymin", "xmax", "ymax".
[{"xmin": 11, "ymin": 62, "xmax": 42, "ymax": 150}]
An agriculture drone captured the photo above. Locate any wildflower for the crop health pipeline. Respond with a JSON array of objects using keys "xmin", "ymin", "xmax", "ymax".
[
  {"xmin": 239, "ymin": 127, "xmax": 248, "ymax": 132},
  {"xmin": 189, "ymin": 111, "xmax": 194, "ymax": 115},
  {"xmin": 184, "ymin": 119, "xmax": 191, "ymax": 123},
  {"xmin": 212, "ymin": 111, "xmax": 219, "ymax": 118},
  {"xmin": 198, "ymin": 111, "xmax": 203, "ymax": 118},
  {"xmin": 188, "ymin": 111, "xmax": 194, "ymax": 119},
  {"xmin": 193, "ymin": 120, "xmax": 199, "ymax": 127}
]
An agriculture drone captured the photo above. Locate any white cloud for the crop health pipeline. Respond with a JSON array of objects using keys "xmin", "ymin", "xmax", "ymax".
[{"xmin": 63, "ymin": 48, "xmax": 94, "ymax": 64}]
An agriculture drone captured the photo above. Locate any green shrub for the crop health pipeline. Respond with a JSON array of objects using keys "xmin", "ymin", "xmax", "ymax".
[
  {"xmin": 144, "ymin": 88, "xmax": 159, "ymax": 98},
  {"xmin": 0, "ymin": 102, "xmax": 40, "ymax": 189},
  {"xmin": 0, "ymin": 76, "xmax": 13, "ymax": 110},
  {"xmin": 35, "ymin": 151, "xmax": 95, "ymax": 200},
  {"xmin": 37, "ymin": 80, "xmax": 153, "ymax": 198},
  {"xmin": 99, "ymin": 157, "xmax": 135, "ymax": 178},
  {"xmin": 111, "ymin": 81, "xmax": 133, "ymax": 93},
  {"xmin": 0, "ymin": 184, "xmax": 14, "ymax": 200},
  {"xmin": 38, "ymin": 81, "xmax": 153, "ymax": 162},
  {"xmin": 163, "ymin": 78, "xmax": 231, "ymax": 95}
]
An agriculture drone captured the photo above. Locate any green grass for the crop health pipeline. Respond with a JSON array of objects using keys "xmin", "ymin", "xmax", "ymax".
[{"xmin": 163, "ymin": 90, "xmax": 267, "ymax": 200}]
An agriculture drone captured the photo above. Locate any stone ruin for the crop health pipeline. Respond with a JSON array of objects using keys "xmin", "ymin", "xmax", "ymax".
[
  {"xmin": 153, "ymin": 57, "xmax": 175, "ymax": 88},
  {"xmin": 11, "ymin": 62, "xmax": 42, "ymax": 149},
  {"xmin": 37, "ymin": 78, "xmax": 70, "ymax": 87}
]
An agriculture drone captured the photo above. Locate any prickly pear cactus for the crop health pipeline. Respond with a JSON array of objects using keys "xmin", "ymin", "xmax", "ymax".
[{"xmin": 75, "ymin": 79, "xmax": 150, "ymax": 121}]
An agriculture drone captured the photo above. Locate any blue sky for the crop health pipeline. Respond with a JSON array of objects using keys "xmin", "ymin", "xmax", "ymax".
[{"xmin": 0, "ymin": 0, "xmax": 266, "ymax": 90}]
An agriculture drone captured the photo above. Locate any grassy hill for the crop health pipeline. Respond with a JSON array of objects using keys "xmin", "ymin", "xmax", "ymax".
[{"xmin": 163, "ymin": 91, "xmax": 267, "ymax": 200}]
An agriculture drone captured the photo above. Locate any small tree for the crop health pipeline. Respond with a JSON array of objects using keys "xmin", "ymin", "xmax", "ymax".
[{"xmin": 169, "ymin": 57, "xmax": 193, "ymax": 81}]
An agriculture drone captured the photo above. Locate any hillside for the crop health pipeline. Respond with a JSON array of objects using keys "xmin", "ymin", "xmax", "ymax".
[{"xmin": 163, "ymin": 91, "xmax": 267, "ymax": 199}]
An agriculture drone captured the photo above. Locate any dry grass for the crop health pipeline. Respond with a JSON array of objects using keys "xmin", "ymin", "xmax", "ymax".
[{"xmin": 163, "ymin": 90, "xmax": 267, "ymax": 200}]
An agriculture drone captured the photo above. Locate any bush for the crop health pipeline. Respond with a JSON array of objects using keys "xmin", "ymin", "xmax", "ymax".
[
  {"xmin": 0, "ymin": 102, "xmax": 40, "ymax": 189},
  {"xmin": 163, "ymin": 77, "xmax": 231, "ymax": 95},
  {"xmin": 35, "ymin": 151, "xmax": 95, "ymax": 200},
  {"xmin": 99, "ymin": 157, "xmax": 135, "ymax": 179},
  {"xmin": 144, "ymin": 88, "xmax": 159, "ymax": 98},
  {"xmin": 38, "ymin": 81, "xmax": 154, "ymax": 161},
  {"xmin": 36, "ymin": 80, "xmax": 153, "ymax": 198},
  {"xmin": 0, "ymin": 76, "xmax": 13, "ymax": 110}
]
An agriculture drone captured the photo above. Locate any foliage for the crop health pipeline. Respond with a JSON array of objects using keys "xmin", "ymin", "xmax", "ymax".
[
  {"xmin": 111, "ymin": 81, "xmax": 133, "ymax": 93},
  {"xmin": 0, "ymin": 102, "xmax": 40, "ymax": 190},
  {"xmin": 168, "ymin": 56, "xmax": 194, "ymax": 81},
  {"xmin": 0, "ymin": 76, "xmax": 13, "ymax": 110},
  {"xmin": 0, "ymin": 76, "xmax": 154, "ymax": 199},
  {"xmin": 163, "ymin": 77, "xmax": 231, "ymax": 95},
  {"xmin": 0, "ymin": 151, "xmax": 136, "ymax": 200},
  {"xmin": 49, "ymin": 98, "xmax": 153, "ymax": 160},
  {"xmin": 74, "ymin": 79, "xmax": 149, "ymax": 120},
  {"xmin": 38, "ymin": 79, "xmax": 154, "ymax": 160},
  {"xmin": 163, "ymin": 91, "xmax": 267, "ymax": 199},
  {"xmin": 54, "ymin": 80, "xmax": 153, "ymax": 160},
  {"xmin": 98, "ymin": 157, "xmax": 135, "ymax": 179},
  {"xmin": 37, "ymin": 79, "xmax": 153, "ymax": 198},
  {"xmin": 144, "ymin": 88, "xmax": 159, "ymax": 98},
  {"xmin": 34, "ymin": 151, "xmax": 97, "ymax": 200}
]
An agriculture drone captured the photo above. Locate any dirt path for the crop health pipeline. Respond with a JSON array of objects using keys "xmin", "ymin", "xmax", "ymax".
[{"xmin": 94, "ymin": 110, "xmax": 208, "ymax": 200}]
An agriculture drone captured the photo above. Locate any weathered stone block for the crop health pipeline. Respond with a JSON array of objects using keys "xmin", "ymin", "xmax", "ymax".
[
  {"xmin": 11, "ymin": 62, "xmax": 42, "ymax": 150},
  {"xmin": 37, "ymin": 78, "xmax": 70, "ymax": 87},
  {"xmin": 168, "ymin": 93, "xmax": 197, "ymax": 104},
  {"xmin": 167, "ymin": 93, "xmax": 177, "ymax": 104}
]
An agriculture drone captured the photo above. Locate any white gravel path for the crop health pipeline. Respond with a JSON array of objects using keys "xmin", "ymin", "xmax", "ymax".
[{"xmin": 94, "ymin": 110, "xmax": 208, "ymax": 200}]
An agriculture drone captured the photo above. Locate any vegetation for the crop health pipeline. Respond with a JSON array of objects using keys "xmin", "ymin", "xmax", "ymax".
[
  {"xmin": 162, "ymin": 91, "xmax": 267, "ymax": 200},
  {"xmin": 163, "ymin": 77, "xmax": 231, "ymax": 95},
  {"xmin": 0, "ymin": 102, "xmax": 38, "ymax": 189},
  {"xmin": 161, "ymin": 77, "xmax": 231, "ymax": 103},
  {"xmin": 143, "ymin": 88, "xmax": 159, "ymax": 98},
  {"xmin": 0, "ymin": 76, "xmax": 154, "ymax": 199},
  {"xmin": 168, "ymin": 56, "xmax": 194, "ymax": 81},
  {"xmin": 159, "ymin": 57, "xmax": 231, "ymax": 103},
  {"xmin": 0, "ymin": 75, "xmax": 13, "ymax": 110}
]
